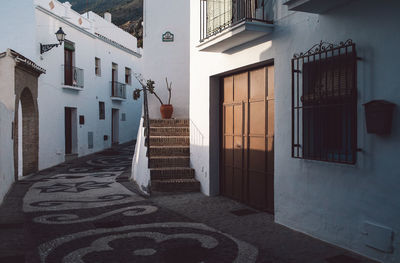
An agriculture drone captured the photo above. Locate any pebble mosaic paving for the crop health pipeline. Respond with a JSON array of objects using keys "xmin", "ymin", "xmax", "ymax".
[{"xmin": 1, "ymin": 143, "xmax": 259, "ymax": 263}]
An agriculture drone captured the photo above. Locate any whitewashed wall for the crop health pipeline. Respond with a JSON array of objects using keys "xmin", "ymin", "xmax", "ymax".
[
  {"xmin": 142, "ymin": 0, "xmax": 190, "ymax": 118},
  {"xmin": 33, "ymin": 0, "xmax": 142, "ymax": 170},
  {"xmin": 0, "ymin": 102, "xmax": 14, "ymax": 205},
  {"xmin": 0, "ymin": 54, "xmax": 16, "ymax": 205},
  {"xmin": 190, "ymin": 0, "xmax": 400, "ymax": 262}
]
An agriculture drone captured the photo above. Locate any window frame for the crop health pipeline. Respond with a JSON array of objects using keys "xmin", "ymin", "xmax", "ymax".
[
  {"xmin": 99, "ymin": 101, "xmax": 105, "ymax": 120},
  {"xmin": 125, "ymin": 67, "xmax": 132, "ymax": 85},
  {"xmin": 95, "ymin": 57, "xmax": 101, "ymax": 76},
  {"xmin": 291, "ymin": 40, "xmax": 358, "ymax": 164}
]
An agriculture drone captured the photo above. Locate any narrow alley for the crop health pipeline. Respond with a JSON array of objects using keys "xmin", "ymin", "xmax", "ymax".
[{"xmin": 0, "ymin": 143, "xmax": 374, "ymax": 263}]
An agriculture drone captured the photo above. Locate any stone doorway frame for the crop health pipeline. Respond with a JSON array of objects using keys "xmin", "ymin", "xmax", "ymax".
[{"xmin": 10, "ymin": 50, "xmax": 45, "ymax": 179}]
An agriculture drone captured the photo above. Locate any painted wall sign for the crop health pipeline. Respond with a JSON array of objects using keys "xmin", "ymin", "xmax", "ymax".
[{"xmin": 162, "ymin": 31, "xmax": 174, "ymax": 42}]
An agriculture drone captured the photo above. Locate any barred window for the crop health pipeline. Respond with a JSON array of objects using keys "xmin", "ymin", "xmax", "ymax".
[{"xmin": 292, "ymin": 40, "xmax": 357, "ymax": 164}]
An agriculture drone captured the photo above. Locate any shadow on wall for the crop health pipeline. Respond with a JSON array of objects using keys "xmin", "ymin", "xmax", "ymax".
[
  {"xmin": 0, "ymin": 101, "xmax": 14, "ymax": 204},
  {"xmin": 190, "ymin": 110, "xmax": 275, "ymax": 212},
  {"xmin": 190, "ymin": 120, "xmax": 207, "ymax": 192}
]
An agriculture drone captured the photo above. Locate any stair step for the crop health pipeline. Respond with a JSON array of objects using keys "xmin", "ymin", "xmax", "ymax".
[
  {"xmin": 149, "ymin": 146, "xmax": 189, "ymax": 157},
  {"xmin": 149, "ymin": 136, "xmax": 189, "ymax": 146},
  {"xmin": 146, "ymin": 127, "xmax": 189, "ymax": 136},
  {"xmin": 150, "ymin": 119, "xmax": 189, "ymax": 127},
  {"xmin": 149, "ymin": 156, "xmax": 190, "ymax": 168},
  {"xmin": 150, "ymin": 167, "xmax": 195, "ymax": 180},
  {"xmin": 151, "ymin": 178, "xmax": 200, "ymax": 192}
]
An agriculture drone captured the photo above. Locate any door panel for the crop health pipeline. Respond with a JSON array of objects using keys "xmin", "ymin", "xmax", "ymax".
[
  {"xmin": 249, "ymin": 101, "xmax": 265, "ymax": 135},
  {"xmin": 65, "ymin": 108, "xmax": 72, "ymax": 154},
  {"xmin": 224, "ymin": 77, "xmax": 233, "ymax": 103},
  {"xmin": 64, "ymin": 49, "xmax": 73, "ymax": 86},
  {"xmin": 250, "ymin": 67, "xmax": 266, "ymax": 99},
  {"xmin": 233, "ymin": 72, "xmax": 247, "ymax": 101},
  {"xmin": 221, "ymin": 65, "xmax": 274, "ymax": 212},
  {"xmin": 112, "ymin": 109, "xmax": 119, "ymax": 144}
]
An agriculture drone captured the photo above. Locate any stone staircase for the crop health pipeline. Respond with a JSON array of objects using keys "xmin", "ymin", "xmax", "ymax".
[{"xmin": 146, "ymin": 119, "xmax": 200, "ymax": 192}]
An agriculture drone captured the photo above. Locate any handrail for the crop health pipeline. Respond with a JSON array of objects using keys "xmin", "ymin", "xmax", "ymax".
[
  {"xmin": 110, "ymin": 81, "xmax": 127, "ymax": 99},
  {"xmin": 143, "ymin": 84, "xmax": 151, "ymax": 159},
  {"xmin": 62, "ymin": 65, "xmax": 84, "ymax": 88},
  {"xmin": 200, "ymin": 0, "xmax": 274, "ymax": 42}
]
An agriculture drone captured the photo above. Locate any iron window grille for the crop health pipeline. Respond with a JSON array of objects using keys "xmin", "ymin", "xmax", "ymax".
[
  {"xmin": 292, "ymin": 39, "xmax": 358, "ymax": 164},
  {"xmin": 200, "ymin": 0, "xmax": 274, "ymax": 41}
]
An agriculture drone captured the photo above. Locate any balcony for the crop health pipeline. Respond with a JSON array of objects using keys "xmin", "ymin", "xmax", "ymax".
[
  {"xmin": 198, "ymin": 0, "xmax": 274, "ymax": 52},
  {"xmin": 110, "ymin": 81, "xmax": 126, "ymax": 101},
  {"xmin": 283, "ymin": 0, "xmax": 355, "ymax": 14},
  {"xmin": 62, "ymin": 65, "xmax": 84, "ymax": 90}
]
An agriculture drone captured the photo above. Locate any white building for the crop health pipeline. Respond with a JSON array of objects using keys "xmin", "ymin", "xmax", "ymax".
[
  {"xmin": 35, "ymin": 0, "xmax": 142, "ymax": 169},
  {"xmin": 142, "ymin": 0, "xmax": 190, "ymax": 118},
  {"xmin": 0, "ymin": 0, "xmax": 142, "ymax": 203},
  {"xmin": 131, "ymin": 0, "xmax": 192, "ymax": 194},
  {"xmin": 189, "ymin": 0, "xmax": 400, "ymax": 262}
]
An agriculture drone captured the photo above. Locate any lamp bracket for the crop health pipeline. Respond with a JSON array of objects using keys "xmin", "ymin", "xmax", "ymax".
[{"xmin": 40, "ymin": 43, "xmax": 60, "ymax": 54}]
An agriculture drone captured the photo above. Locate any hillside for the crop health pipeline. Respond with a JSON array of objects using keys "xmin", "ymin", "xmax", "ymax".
[{"xmin": 60, "ymin": 0, "xmax": 143, "ymax": 26}]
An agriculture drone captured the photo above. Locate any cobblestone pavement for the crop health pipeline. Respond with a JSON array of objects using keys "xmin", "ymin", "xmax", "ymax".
[{"xmin": 0, "ymin": 142, "xmax": 375, "ymax": 263}]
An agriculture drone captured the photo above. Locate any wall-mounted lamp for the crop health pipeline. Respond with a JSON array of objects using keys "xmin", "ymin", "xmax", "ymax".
[{"xmin": 40, "ymin": 27, "xmax": 66, "ymax": 54}]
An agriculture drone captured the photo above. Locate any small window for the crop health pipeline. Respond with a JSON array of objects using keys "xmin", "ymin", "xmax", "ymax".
[
  {"xmin": 121, "ymin": 113, "xmax": 126, "ymax": 121},
  {"xmin": 99, "ymin": 102, "xmax": 105, "ymax": 120},
  {"xmin": 125, "ymin": 67, "xmax": 131, "ymax": 85},
  {"xmin": 95, "ymin": 57, "xmax": 101, "ymax": 76},
  {"xmin": 292, "ymin": 40, "xmax": 357, "ymax": 164}
]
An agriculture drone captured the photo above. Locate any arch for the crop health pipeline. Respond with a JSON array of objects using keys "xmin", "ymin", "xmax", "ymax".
[{"xmin": 14, "ymin": 87, "xmax": 39, "ymax": 177}]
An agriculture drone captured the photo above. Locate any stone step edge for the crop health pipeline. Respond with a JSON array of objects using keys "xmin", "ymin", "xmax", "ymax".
[
  {"xmin": 150, "ymin": 167, "xmax": 194, "ymax": 171},
  {"xmin": 148, "ymin": 126, "xmax": 189, "ymax": 129},
  {"xmin": 151, "ymin": 178, "xmax": 199, "ymax": 183},
  {"xmin": 149, "ymin": 156, "xmax": 190, "ymax": 160}
]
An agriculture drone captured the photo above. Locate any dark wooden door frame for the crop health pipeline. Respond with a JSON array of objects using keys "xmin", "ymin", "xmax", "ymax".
[
  {"xmin": 65, "ymin": 107, "xmax": 72, "ymax": 154},
  {"xmin": 111, "ymin": 108, "xmax": 119, "ymax": 144},
  {"xmin": 219, "ymin": 61, "xmax": 275, "ymax": 213},
  {"xmin": 64, "ymin": 49, "xmax": 73, "ymax": 86}
]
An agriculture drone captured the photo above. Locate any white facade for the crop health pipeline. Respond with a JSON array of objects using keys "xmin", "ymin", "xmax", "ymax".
[
  {"xmin": 34, "ymin": 0, "xmax": 142, "ymax": 170},
  {"xmin": 142, "ymin": 0, "xmax": 190, "ymax": 118},
  {"xmin": 0, "ymin": 0, "xmax": 143, "ymax": 174},
  {"xmin": 0, "ymin": 99, "xmax": 14, "ymax": 204},
  {"xmin": 190, "ymin": 0, "xmax": 400, "ymax": 262},
  {"xmin": 0, "ymin": 52, "xmax": 18, "ymax": 205}
]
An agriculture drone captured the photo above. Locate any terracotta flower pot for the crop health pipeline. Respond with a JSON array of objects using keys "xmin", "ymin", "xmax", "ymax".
[{"xmin": 160, "ymin": 104, "xmax": 173, "ymax": 119}]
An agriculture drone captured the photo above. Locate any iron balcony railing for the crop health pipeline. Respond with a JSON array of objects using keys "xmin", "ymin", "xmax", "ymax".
[
  {"xmin": 62, "ymin": 65, "xmax": 84, "ymax": 88},
  {"xmin": 110, "ymin": 81, "xmax": 127, "ymax": 99},
  {"xmin": 143, "ymin": 83, "xmax": 151, "ymax": 159},
  {"xmin": 200, "ymin": 0, "xmax": 274, "ymax": 41}
]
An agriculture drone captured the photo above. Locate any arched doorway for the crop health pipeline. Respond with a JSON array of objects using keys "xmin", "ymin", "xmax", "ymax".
[{"xmin": 16, "ymin": 88, "xmax": 39, "ymax": 177}]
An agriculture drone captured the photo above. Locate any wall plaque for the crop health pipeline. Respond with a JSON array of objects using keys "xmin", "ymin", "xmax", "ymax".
[{"xmin": 162, "ymin": 31, "xmax": 174, "ymax": 42}]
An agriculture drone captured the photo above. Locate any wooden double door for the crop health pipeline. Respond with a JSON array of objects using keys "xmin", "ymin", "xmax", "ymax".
[{"xmin": 221, "ymin": 65, "xmax": 274, "ymax": 212}]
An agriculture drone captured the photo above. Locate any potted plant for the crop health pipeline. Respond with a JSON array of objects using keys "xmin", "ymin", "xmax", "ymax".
[{"xmin": 133, "ymin": 74, "xmax": 174, "ymax": 119}]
